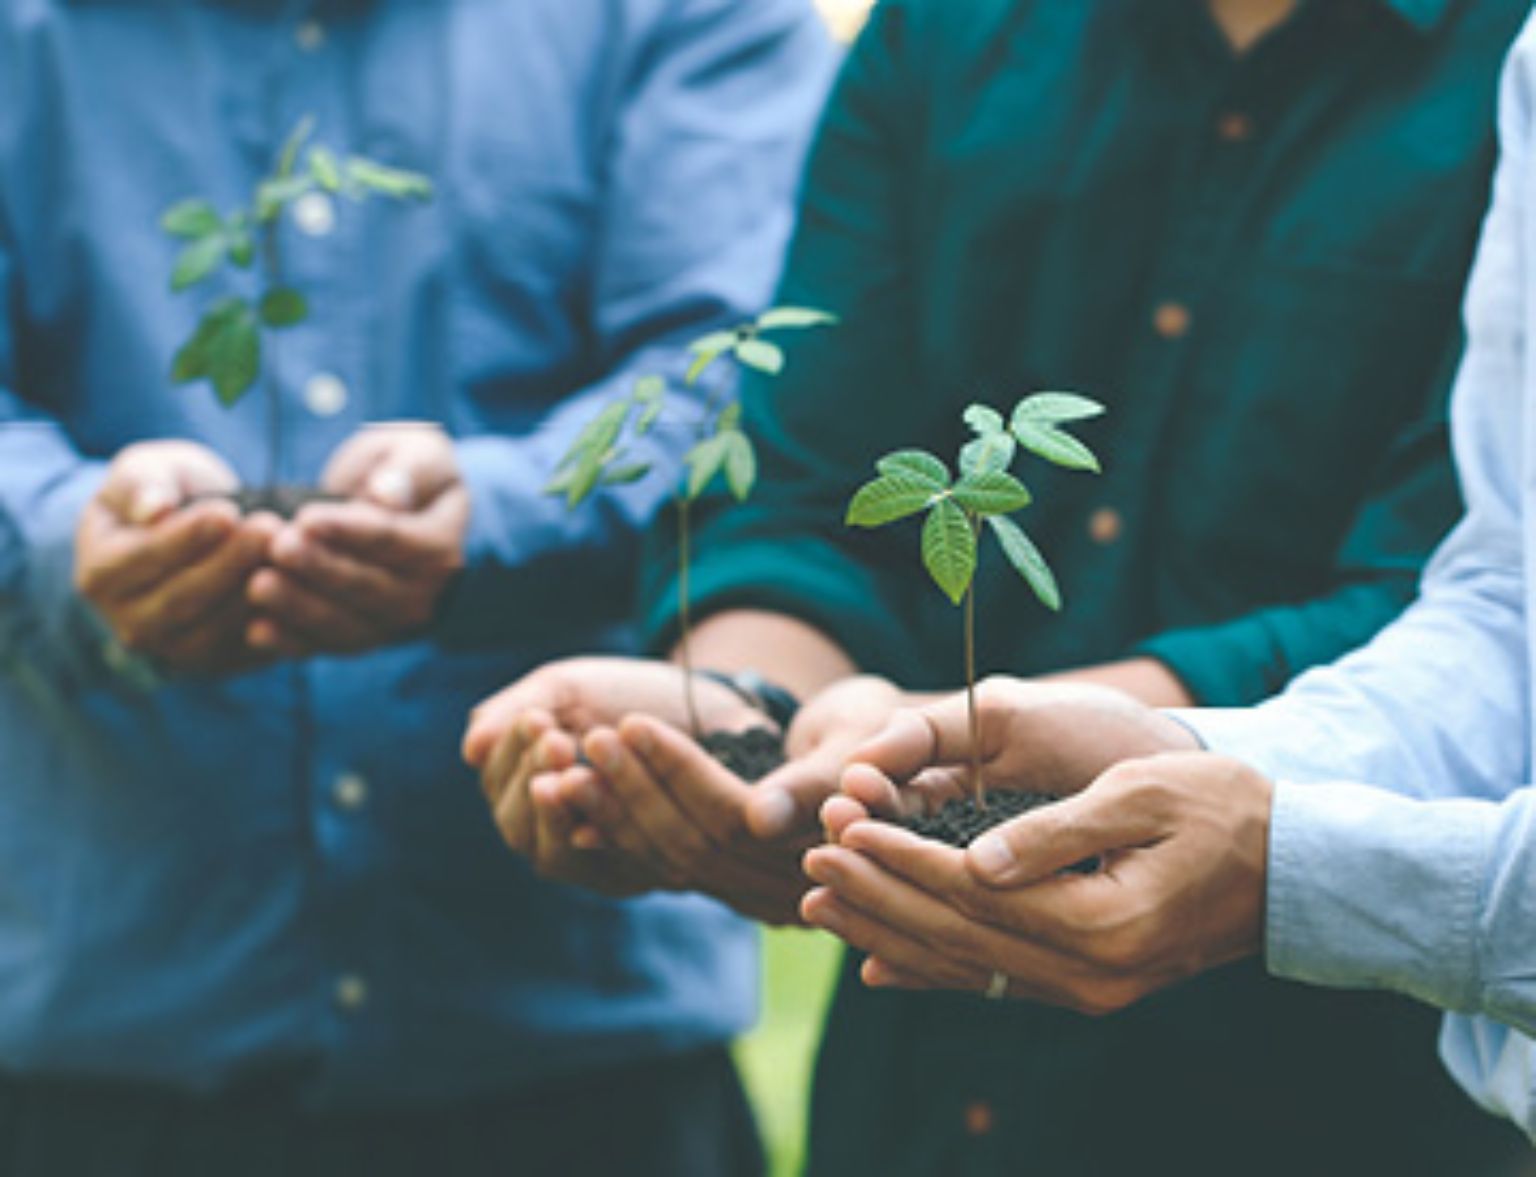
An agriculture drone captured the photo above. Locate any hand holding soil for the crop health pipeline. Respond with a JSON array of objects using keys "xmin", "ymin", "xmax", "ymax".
[
  {"xmin": 76, "ymin": 440, "xmax": 280, "ymax": 676},
  {"xmin": 804, "ymin": 751, "xmax": 1273, "ymax": 1014},
  {"xmin": 246, "ymin": 423, "xmax": 468, "ymax": 656}
]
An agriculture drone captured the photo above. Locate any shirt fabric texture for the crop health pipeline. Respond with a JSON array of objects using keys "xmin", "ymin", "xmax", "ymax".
[
  {"xmin": 638, "ymin": 0, "xmax": 1535, "ymax": 1171},
  {"xmin": 1185, "ymin": 7, "xmax": 1536, "ymax": 1139},
  {"xmin": 0, "ymin": 0, "xmax": 833, "ymax": 1107}
]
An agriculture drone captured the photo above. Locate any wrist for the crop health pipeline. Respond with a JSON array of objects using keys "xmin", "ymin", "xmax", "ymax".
[{"xmin": 695, "ymin": 668, "xmax": 801, "ymax": 730}]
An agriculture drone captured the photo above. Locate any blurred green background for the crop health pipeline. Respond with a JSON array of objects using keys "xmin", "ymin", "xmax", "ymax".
[{"xmin": 736, "ymin": 928, "xmax": 844, "ymax": 1177}]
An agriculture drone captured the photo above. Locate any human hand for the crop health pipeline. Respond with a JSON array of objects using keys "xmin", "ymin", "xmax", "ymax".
[
  {"xmin": 75, "ymin": 441, "xmax": 279, "ymax": 675},
  {"xmin": 464, "ymin": 657, "xmax": 769, "ymax": 901},
  {"xmin": 247, "ymin": 423, "xmax": 469, "ymax": 656},
  {"xmin": 802, "ymin": 752, "xmax": 1273, "ymax": 1014},
  {"xmin": 821, "ymin": 675, "xmax": 1201, "ymax": 828}
]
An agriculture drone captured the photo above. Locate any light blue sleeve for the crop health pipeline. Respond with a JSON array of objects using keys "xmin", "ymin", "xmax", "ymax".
[
  {"xmin": 0, "ymin": 195, "xmax": 113, "ymax": 689},
  {"xmin": 1179, "ymin": 22, "xmax": 1536, "ymax": 1136},
  {"xmin": 438, "ymin": 0, "xmax": 835, "ymax": 647}
]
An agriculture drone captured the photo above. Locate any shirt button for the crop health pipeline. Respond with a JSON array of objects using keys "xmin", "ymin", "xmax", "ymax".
[
  {"xmin": 295, "ymin": 19, "xmax": 326, "ymax": 52},
  {"xmin": 1088, "ymin": 506, "xmax": 1123, "ymax": 545},
  {"xmin": 1152, "ymin": 301, "xmax": 1192, "ymax": 340},
  {"xmin": 333, "ymin": 772, "xmax": 369, "ymax": 812},
  {"xmin": 1216, "ymin": 111, "xmax": 1255, "ymax": 143},
  {"xmin": 334, "ymin": 974, "xmax": 369, "ymax": 1013},
  {"xmin": 292, "ymin": 191, "xmax": 337, "ymax": 238},
  {"xmin": 304, "ymin": 373, "xmax": 349, "ymax": 417},
  {"xmin": 963, "ymin": 1100, "xmax": 995, "ymax": 1137}
]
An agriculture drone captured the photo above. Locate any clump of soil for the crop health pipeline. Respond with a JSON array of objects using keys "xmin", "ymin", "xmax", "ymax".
[
  {"xmin": 701, "ymin": 727, "xmax": 785, "ymax": 782},
  {"xmin": 225, "ymin": 485, "xmax": 341, "ymax": 519},
  {"xmin": 905, "ymin": 791, "xmax": 1057, "ymax": 847},
  {"xmin": 903, "ymin": 792, "xmax": 1101, "ymax": 872}
]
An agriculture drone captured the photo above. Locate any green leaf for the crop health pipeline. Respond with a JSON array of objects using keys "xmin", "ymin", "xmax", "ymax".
[
  {"xmin": 734, "ymin": 337, "xmax": 785, "ymax": 375},
  {"xmin": 845, "ymin": 472, "xmax": 941, "ymax": 527},
  {"xmin": 206, "ymin": 301, "xmax": 261, "ymax": 407},
  {"xmin": 345, "ymin": 157, "xmax": 434, "ymax": 201},
  {"xmin": 259, "ymin": 287, "xmax": 309, "ymax": 328},
  {"xmin": 170, "ymin": 234, "xmax": 228, "ymax": 292},
  {"xmin": 921, "ymin": 497, "xmax": 977, "ymax": 605},
  {"xmin": 685, "ymin": 346, "xmax": 728, "ymax": 387},
  {"xmin": 963, "ymin": 404, "xmax": 1006, "ymax": 436},
  {"xmin": 755, "ymin": 306, "xmax": 838, "ymax": 331},
  {"xmin": 1011, "ymin": 391, "xmax": 1106, "ymax": 426},
  {"xmin": 987, "ymin": 515, "xmax": 1061, "ymax": 611},
  {"xmin": 1010, "ymin": 419, "xmax": 1101, "ymax": 473},
  {"xmin": 687, "ymin": 330, "xmax": 739, "ymax": 355},
  {"xmin": 716, "ymin": 402, "xmax": 743, "ymax": 433},
  {"xmin": 170, "ymin": 326, "xmax": 214, "ymax": 384},
  {"xmin": 633, "ymin": 375, "xmax": 667, "ymax": 433},
  {"xmin": 309, "ymin": 146, "xmax": 343, "ymax": 192},
  {"xmin": 685, "ymin": 434, "xmax": 731, "ymax": 500},
  {"xmin": 256, "ymin": 175, "xmax": 314, "ymax": 222},
  {"xmin": 721, "ymin": 430, "xmax": 756, "ymax": 501},
  {"xmin": 161, "ymin": 199, "xmax": 223, "ymax": 240},
  {"xmin": 601, "ymin": 461, "xmax": 653, "ymax": 487},
  {"xmin": 951, "ymin": 469, "xmax": 1032, "ymax": 515},
  {"xmin": 959, "ymin": 431, "xmax": 1016, "ymax": 477},
  {"xmin": 561, "ymin": 454, "xmax": 605, "ymax": 507},
  {"xmin": 876, "ymin": 449, "xmax": 949, "ymax": 490},
  {"xmin": 226, "ymin": 226, "xmax": 255, "ymax": 268},
  {"xmin": 277, "ymin": 115, "xmax": 317, "ymax": 178}
]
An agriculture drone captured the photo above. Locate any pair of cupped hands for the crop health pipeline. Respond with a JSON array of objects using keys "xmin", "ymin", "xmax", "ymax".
[
  {"xmin": 462, "ymin": 664, "xmax": 1275, "ymax": 1015},
  {"xmin": 75, "ymin": 424, "xmax": 469, "ymax": 676}
]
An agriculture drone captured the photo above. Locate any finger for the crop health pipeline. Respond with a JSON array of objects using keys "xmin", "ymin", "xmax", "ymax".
[
  {"xmin": 618, "ymin": 715, "xmax": 754, "ymax": 840},
  {"xmin": 480, "ymin": 711, "xmax": 541, "ymax": 807},
  {"xmin": 965, "ymin": 775, "xmax": 1164, "ymax": 887},
  {"xmin": 246, "ymin": 569, "xmax": 385, "ymax": 652},
  {"xmin": 585, "ymin": 726, "xmax": 711, "ymax": 876},
  {"xmin": 152, "ymin": 592, "xmax": 258, "ymax": 675},
  {"xmin": 839, "ymin": 762, "xmax": 918, "ymax": 821},
  {"xmin": 843, "ymin": 697, "xmax": 977, "ymax": 783},
  {"xmin": 294, "ymin": 501, "xmax": 444, "ymax": 574},
  {"xmin": 114, "ymin": 520, "xmax": 274, "ymax": 647},
  {"xmin": 319, "ymin": 430, "xmax": 394, "ymax": 498},
  {"xmin": 79, "ymin": 502, "xmax": 238, "ymax": 605},
  {"xmin": 269, "ymin": 524, "xmax": 422, "ymax": 623},
  {"xmin": 798, "ymin": 886, "xmax": 978, "ymax": 991},
  {"xmin": 747, "ymin": 752, "xmax": 843, "ymax": 840},
  {"xmin": 100, "ymin": 445, "xmax": 240, "ymax": 525},
  {"xmin": 861, "ymin": 956, "xmax": 975, "ymax": 993},
  {"xmin": 820, "ymin": 795, "xmax": 871, "ymax": 843},
  {"xmin": 464, "ymin": 684, "xmax": 539, "ymax": 768}
]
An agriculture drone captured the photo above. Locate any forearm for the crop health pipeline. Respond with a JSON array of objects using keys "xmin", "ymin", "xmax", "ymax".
[
  {"xmin": 679, "ymin": 608, "xmax": 858, "ymax": 701},
  {"xmin": 1040, "ymin": 656, "xmax": 1195, "ymax": 708}
]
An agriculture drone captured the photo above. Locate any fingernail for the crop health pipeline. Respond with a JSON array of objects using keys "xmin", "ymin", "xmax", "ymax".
[
  {"xmin": 272, "ymin": 530, "xmax": 304, "ymax": 563},
  {"xmin": 131, "ymin": 486, "xmax": 174, "ymax": 526},
  {"xmin": 751, "ymin": 788, "xmax": 796, "ymax": 837},
  {"xmin": 969, "ymin": 832, "xmax": 1017, "ymax": 880}
]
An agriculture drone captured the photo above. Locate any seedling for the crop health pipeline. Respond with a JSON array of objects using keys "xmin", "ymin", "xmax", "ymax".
[
  {"xmin": 161, "ymin": 116, "xmax": 432, "ymax": 506},
  {"xmin": 846, "ymin": 392, "xmax": 1105, "ymax": 804},
  {"xmin": 547, "ymin": 307, "xmax": 836, "ymax": 747}
]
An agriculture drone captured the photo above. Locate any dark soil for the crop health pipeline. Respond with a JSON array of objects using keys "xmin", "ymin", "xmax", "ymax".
[
  {"xmin": 196, "ymin": 485, "xmax": 342, "ymax": 519},
  {"xmin": 904, "ymin": 792, "xmax": 1101, "ymax": 873},
  {"xmin": 701, "ymin": 726, "xmax": 785, "ymax": 782}
]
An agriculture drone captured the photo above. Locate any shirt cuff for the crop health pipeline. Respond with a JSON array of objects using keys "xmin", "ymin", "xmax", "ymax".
[{"xmin": 1265, "ymin": 780, "xmax": 1497, "ymax": 1015}]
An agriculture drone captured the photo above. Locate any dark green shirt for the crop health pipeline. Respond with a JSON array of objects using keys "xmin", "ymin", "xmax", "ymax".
[{"xmin": 641, "ymin": 0, "xmax": 1536, "ymax": 1172}]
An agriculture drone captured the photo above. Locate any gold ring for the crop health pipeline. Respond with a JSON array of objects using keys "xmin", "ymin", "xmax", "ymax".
[{"xmin": 984, "ymin": 970, "xmax": 1008, "ymax": 1000}]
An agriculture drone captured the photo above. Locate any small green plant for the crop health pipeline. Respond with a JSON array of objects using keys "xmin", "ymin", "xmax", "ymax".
[
  {"xmin": 846, "ymin": 392, "xmax": 1105, "ymax": 802},
  {"xmin": 161, "ymin": 116, "xmax": 432, "ymax": 488},
  {"xmin": 547, "ymin": 307, "xmax": 837, "ymax": 735}
]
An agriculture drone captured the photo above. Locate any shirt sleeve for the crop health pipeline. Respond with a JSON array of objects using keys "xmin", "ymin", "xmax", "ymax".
[
  {"xmin": 1135, "ymin": 336, "xmax": 1462, "ymax": 706},
  {"xmin": 0, "ymin": 205, "xmax": 113, "ymax": 689},
  {"xmin": 1178, "ymin": 29, "xmax": 1536, "ymax": 1130},
  {"xmin": 435, "ymin": 0, "xmax": 835, "ymax": 648}
]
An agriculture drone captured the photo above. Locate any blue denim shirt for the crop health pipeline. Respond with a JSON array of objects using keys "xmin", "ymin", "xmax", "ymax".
[
  {"xmin": 1185, "ymin": 12, "xmax": 1536, "ymax": 1136},
  {"xmin": 0, "ymin": 0, "xmax": 833, "ymax": 1105}
]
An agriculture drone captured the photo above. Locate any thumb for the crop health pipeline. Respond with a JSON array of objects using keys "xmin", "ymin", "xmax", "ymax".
[
  {"xmin": 365, "ymin": 464, "xmax": 416, "ymax": 511},
  {"xmin": 745, "ymin": 752, "xmax": 842, "ymax": 839},
  {"xmin": 966, "ymin": 773, "xmax": 1161, "ymax": 886}
]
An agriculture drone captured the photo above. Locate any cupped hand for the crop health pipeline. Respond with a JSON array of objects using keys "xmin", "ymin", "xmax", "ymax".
[
  {"xmin": 76, "ymin": 441, "xmax": 278, "ymax": 675},
  {"xmin": 247, "ymin": 423, "xmax": 469, "ymax": 656},
  {"xmin": 803, "ymin": 752, "xmax": 1272, "ymax": 1014}
]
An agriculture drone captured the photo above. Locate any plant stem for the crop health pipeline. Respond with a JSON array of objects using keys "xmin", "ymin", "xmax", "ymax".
[
  {"xmin": 677, "ymin": 494, "xmax": 703, "ymax": 738},
  {"xmin": 260, "ymin": 221, "xmax": 282, "ymax": 491},
  {"xmin": 964, "ymin": 576, "xmax": 983, "ymax": 808}
]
